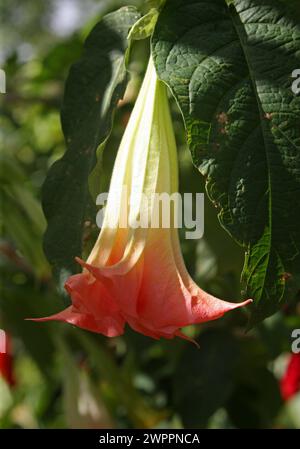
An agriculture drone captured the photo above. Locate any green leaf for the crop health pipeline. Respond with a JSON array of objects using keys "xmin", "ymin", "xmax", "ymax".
[
  {"xmin": 152, "ymin": 0, "xmax": 300, "ymax": 324},
  {"xmin": 42, "ymin": 6, "xmax": 140, "ymax": 283},
  {"xmin": 173, "ymin": 330, "xmax": 239, "ymax": 428},
  {"xmin": 128, "ymin": 8, "xmax": 159, "ymax": 41}
]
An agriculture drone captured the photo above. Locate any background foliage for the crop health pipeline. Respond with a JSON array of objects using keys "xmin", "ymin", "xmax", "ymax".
[{"xmin": 1, "ymin": 0, "xmax": 300, "ymax": 429}]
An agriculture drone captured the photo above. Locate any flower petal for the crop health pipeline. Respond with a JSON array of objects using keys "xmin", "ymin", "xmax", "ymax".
[{"xmin": 29, "ymin": 273, "xmax": 125, "ymax": 337}]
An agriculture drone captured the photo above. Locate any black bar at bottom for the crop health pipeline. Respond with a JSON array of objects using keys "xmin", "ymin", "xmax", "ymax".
[{"xmin": 0, "ymin": 428, "xmax": 298, "ymax": 447}]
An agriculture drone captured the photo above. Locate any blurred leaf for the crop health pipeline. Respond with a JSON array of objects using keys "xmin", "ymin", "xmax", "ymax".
[
  {"xmin": 146, "ymin": 0, "xmax": 166, "ymax": 9},
  {"xmin": 0, "ymin": 153, "xmax": 50, "ymax": 278},
  {"xmin": 173, "ymin": 330, "xmax": 239, "ymax": 428},
  {"xmin": 152, "ymin": 0, "xmax": 300, "ymax": 324},
  {"xmin": 227, "ymin": 338, "xmax": 282, "ymax": 428},
  {"xmin": 1, "ymin": 285, "xmax": 59, "ymax": 378},
  {"xmin": 277, "ymin": 392, "xmax": 300, "ymax": 428},
  {"xmin": 58, "ymin": 340, "xmax": 114, "ymax": 429},
  {"xmin": 0, "ymin": 377, "xmax": 13, "ymax": 418},
  {"xmin": 76, "ymin": 332, "xmax": 165, "ymax": 428},
  {"xmin": 42, "ymin": 6, "xmax": 141, "ymax": 283}
]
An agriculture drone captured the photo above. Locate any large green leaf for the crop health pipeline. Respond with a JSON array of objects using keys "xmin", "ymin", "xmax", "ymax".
[
  {"xmin": 152, "ymin": 0, "xmax": 300, "ymax": 324},
  {"xmin": 42, "ymin": 7, "xmax": 140, "ymax": 284}
]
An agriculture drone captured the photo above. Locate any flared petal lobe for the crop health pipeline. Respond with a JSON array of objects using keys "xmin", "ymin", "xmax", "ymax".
[{"xmin": 32, "ymin": 273, "xmax": 125, "ymax": 337}]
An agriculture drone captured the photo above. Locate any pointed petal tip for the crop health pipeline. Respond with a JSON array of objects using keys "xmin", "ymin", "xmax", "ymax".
[
  {"xmin": 226, "ymin": 297, "xmax": 253, "ymax": 312},
  {"xmin": 25, "ymin": 313, "xmax": 66, "ymax": 323},
  {"xmin": 240, "ymin": 298, "xmax": 253, "ymax": 307},
  {"xmin": 25, "ymin": 307, "xmax": 75, "ymax": 324},
  {"xmin": 25, "ymin": 317, "xmax": 47, "ymax": 322},
  {"xmin": 175, "ymin": 330, "xmax": 200, "ymax": 348},
  {"xmin": 75, "ymin": 256, "xmax": 85, "ymax": 266},
  {"xmin": 27, "ymin": 310, "xmax": 125, "ymax": 338}
]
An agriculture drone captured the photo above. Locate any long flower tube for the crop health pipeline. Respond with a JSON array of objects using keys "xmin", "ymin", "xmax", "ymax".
[{"xmin": 33, "ymin": 57, "xmax": 252, "ymax": 341}]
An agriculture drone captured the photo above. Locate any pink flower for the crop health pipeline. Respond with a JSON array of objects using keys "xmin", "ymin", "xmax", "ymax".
[
  {"xmin": 0, "ymin": 332, "xmax": 15, "ymax": 386},
  {"xmin": 32, "ymin": 57, "xmax": 252, "ymax": 341},
  {"xmin": 281, "ymin": 353, "xmax": 300, "ymax": 401}
]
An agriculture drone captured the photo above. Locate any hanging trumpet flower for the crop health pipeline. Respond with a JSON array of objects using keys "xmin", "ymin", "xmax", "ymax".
[{"xmin": 33, "ymin": 57, "xmax": 252, "ymax": 341}]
